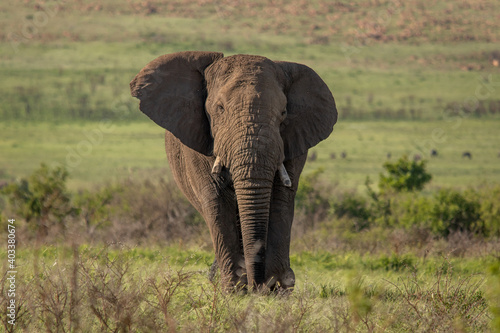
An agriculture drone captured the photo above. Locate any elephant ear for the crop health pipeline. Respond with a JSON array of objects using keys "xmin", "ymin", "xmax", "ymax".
[
  {"xmin": 277, "ymin": 61, "xmax": 338, "ymax": 160},
  {"xmin": 130, "ymin": 51, "xmax": 223, "ymax": 155}
]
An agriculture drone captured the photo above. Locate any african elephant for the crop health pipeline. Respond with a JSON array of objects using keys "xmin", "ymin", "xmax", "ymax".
[{"xmin": 130, "ymin": 51, "xmax": 337, "ymax": 291}]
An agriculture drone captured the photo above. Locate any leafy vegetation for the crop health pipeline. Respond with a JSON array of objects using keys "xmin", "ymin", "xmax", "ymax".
[
  {"xmin": 3, "ymin": 163, "xmax": 496, "ymax": 246},
  {"xmin": 1, "ymin": 163, "xmax": 77, "ymax": 237},
  {"xmin": 378, "ymin": 155, "xmax": 432, "ymax": 192},
  {"xmin": 429, "ymin": 189, "xmax": 484, "ymax": 237}
]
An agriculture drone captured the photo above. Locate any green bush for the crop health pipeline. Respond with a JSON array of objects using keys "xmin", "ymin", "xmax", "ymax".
[
  {"xmin": 295, "ymin": 167, "xmax": 329, "ymax": 214},
  {"xmin": 398, "ymin": 195, "xmax": 433, "ymax": 229},
  {"xmin": 331, "ymin": 193, "xmax": 372, "ymax": 231},
  {"xmin": 1, "ymin": 163, "xmax": 77, "ymax": 236},
  {"xmin": 477, "ymin": 185, "xmax": 500, "ymax": 237},
  {"xmin": 295, "ymin": 167, "xmax": 332, "ymax": 231},
  {"xmin": 0, "ymin": 165, "xmax": 204, "ymax": 244},
  {"xmin": 379, "ymin": 155, "xmax": 432, "ymax": 193},
  {"xmin": 1, "ymin": 160, "xmax": 496, "ymax": 246},
  {"xmin": 74, "ymin": 186, "xmax": 116, "ymax": 235},
  {"xmin": 391, "ymin": 189, "xmax": 485, "ymax": 238},
  {"xmin": 308, "ymin": 161, "xmax": 494, "ymax": 240},
  {"xmin": 429, "ymin": 189, "xmax": 484, "ymax": 237},
  {"xmin": 365, "ymin": 177, "xmax": 392, "ymax": 227}
]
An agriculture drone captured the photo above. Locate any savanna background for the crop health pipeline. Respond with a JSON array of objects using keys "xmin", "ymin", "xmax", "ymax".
[{"xmin": 1, "ymin": 0, "xmax": 500, "ymax": 331}]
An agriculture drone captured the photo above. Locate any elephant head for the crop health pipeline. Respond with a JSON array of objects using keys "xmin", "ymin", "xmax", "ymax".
[{"xmin": 130, "ymin": 51, "xmax": 337, "ymax": 289}]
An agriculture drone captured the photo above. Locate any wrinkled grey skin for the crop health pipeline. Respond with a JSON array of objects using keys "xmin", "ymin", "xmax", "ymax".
[{"xmin": 130, "ymin": 51, "xmax": 337, "ymax": 291}]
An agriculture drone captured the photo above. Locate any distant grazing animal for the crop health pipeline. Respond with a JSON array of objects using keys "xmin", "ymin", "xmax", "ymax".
[
  {"xmin": 413, "ymin": 154, "xmax": 422, "ymax": 161},
  {"xmin": 0, "ymin": 181, "xmax": 8, "ymax": 189},
  {"xmin": 462, "ymin": 151, "xmax": 472, "ymax": 159},
  {"xmin": 330, "ymin": 152, "xmax": 336, "ymax": 159},
  {"xmin": 386, "ymin": 152, "xmax": 391, "ymax": 159},
  {"xmin": 308, "ymin": 151, "xmax": 317, "ymax": 162},
  {"xmin": 341, "ymin": 151, "xmax": 347, "ymax": 159},
  {"xmin": 431, "ymin": 149, "xmax": 438, "ymax": 157}
]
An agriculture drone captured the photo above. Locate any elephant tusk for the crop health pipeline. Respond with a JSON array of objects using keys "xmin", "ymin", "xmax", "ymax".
[
  {"xmin": 212, "ymin": 156, "xmax": 223, "ymax": 174},
  {"xmin": 278, "ymin": 163, "xmax": 292, "ymax": 187}
]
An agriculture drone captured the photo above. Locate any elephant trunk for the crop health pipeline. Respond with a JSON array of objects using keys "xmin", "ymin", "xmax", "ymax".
[
  {"xmin": 228, "ymin": 132, "xmax": 282, "ymax": 289},
  {"xmin": 233, "ymin": 179, "xmax": 273, "ymax": 288}
]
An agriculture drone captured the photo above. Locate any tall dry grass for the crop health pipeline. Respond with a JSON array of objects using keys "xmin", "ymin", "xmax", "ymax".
[{"xmin": 0, "ymin": 245, "xmax": 494, "ymax": 332}]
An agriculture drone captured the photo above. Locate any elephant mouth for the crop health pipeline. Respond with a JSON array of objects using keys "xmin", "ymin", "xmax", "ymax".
[{"xmin": 211, "ymin": 156, "xmax": 291, "ymax": 188}]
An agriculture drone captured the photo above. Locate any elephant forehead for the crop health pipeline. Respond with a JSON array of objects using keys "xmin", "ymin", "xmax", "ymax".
[
  {"xmin": 221, "ymin": 54, "xmax": 271, "ymax": 68},
  {"xmin": 215, "ymin": 55, "xmax": 279, "ymax": 80},
  {"xmin": 218, "ymin": 68, "xmax": 270, "ymax": 88},
  {"xmin": 219, "ymin": 82, "xmax": 285, "ymax": 110},
  {"xmin": 218, "ymin": 69, "xmax": 283, "ymax": 98}
]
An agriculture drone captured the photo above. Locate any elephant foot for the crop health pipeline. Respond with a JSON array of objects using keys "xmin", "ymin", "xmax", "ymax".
[
  {"xmin": 265, "ymin": 268, "xmax": 295, "ymax": 292},
  {"xmin": 209, "ymin": 258, "xmax": 248, "ymax": 293},
  {"xmin": 215, "ymin": 273, "xmax": 248, "ymax": 294},
  {"xmin": 209, "ymin": 258, "xmax": 295, "ymax": 293}
]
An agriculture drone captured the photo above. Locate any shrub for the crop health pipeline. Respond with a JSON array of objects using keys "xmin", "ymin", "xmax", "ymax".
[
  {"xmin": 108, "ymin": 177, "xmax": 204, "ymax": 244},
  {"xmin": 379, "ymin": 156, "xmax": 432, "ymax": 193},
  {"xmin": 331, "ymin": 193, "xmax": 372, "ymax": 231},
  {"xmin": 385, "ymin": 259, "xmax": 488, "ymax": 332},
  {"xmin": 398, "ymin": 195, "xmax": 433, "ymax": 230},
  {"xmin": 295, "ymin": 167, "xmax": 329, "ymax": 214},
  {"xmin": 389, "ymin": 189, "xmax": 485, "ymax": 238},
  {"xmin": 74, "ymin": 186, "xmax": 116, "ymax": 236},
  {"xmin": 429, "ymin": 189, "xmax": 484, "ymax": 237},
  {"xmin": 477, "ymin": 185, "xmax": 500, "ymax": 237},
  {"xmin": 0, "ymin": 165, "xmax": 205, "ymax": 245},
  {"xmin": 1, "ymin": 163, "xmax": 77, "ymax": 237},
  {"xmin": 365, "ymin": 177, "xmax": 392, "ymax": 227},
  {"xmin": 294, "ymin": 167, "xmax": 332, "ymax": 232}
]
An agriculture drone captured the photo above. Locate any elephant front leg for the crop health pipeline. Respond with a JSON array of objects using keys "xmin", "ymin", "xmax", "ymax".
[
  {"xmin": 202, "ymin": 195, "xmax": 246, "ymax": 291},
  {"xmin": 168, "ymin": 141, "xmax": 246, "ymax": 291},
  {"xmin": 265, "ymin": 154, "xmax": 307, "ymax": 291}
]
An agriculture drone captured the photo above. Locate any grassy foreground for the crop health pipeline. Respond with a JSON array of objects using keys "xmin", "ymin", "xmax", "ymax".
[
  {"xmin": 1, "ymin": 163, "xmax": 499, "ymax": 331},
  {"xmin": 1, "ymin": 244, "xmax": 497, "ymax": 332}
]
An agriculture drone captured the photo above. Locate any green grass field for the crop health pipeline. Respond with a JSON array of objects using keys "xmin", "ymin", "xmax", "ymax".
[
  {"xmin": 1, "ymin": 40, "xmax": 499, "ymax": 121},
  {"xmin": 1, "ymin": 119, "xmax": 499, "ymax": 191},
  {"xmin": 1, "ymin": 0, "xmax": 500, "ymax": 331},
  {"xmin": 1, "ymin": 1, "xmax": 499, "ymax": 122},
  {"xmin": 1, "ymin": 1, "xmax": 499, "ymax": 190}
]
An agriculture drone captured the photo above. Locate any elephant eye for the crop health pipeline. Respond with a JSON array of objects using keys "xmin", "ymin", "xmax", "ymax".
[
  {"xmin": 217, "ymin": 104, "xmax": 225, "ymax": 114},
  {"xmin": 281, "ymin": 109, "xmax": 287, "ymax": 117}
]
